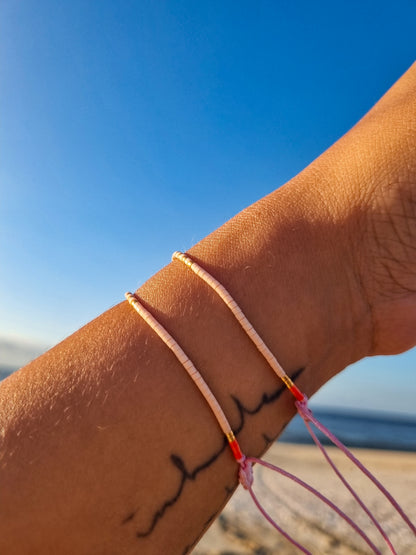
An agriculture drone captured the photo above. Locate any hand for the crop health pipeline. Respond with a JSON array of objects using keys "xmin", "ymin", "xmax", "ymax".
[{"xmin": 339, "ymin": 63, "xmax": 416, "ymax": 355}]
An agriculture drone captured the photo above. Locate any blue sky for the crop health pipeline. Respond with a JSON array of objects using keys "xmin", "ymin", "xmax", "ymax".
[{"xmin": 1, "ymin": 1, "xmax": 416, "ymax": 415}]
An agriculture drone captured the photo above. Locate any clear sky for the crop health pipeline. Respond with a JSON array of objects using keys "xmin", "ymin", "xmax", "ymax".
[{"xmin": 1, "ymin": 1, "xmax": 416, "ymax": 415}]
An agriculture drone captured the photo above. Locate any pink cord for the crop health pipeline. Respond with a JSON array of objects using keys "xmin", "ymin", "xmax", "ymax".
[
  {"xmin": 296, "ymin": 398, "xmax": 416, "ymax": 537},
  {"xmin": 243, "ymin": 456, "xmax": 381, "ymax": 554}
]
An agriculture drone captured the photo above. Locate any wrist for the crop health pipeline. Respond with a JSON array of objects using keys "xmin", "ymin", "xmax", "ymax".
[{"xmin": 188, "ymin": 172, "xmax": 372, "ymax": 396}]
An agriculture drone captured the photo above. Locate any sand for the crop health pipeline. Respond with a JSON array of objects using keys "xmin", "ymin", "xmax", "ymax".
[{"xmin": 193, "ymin": 443, "xmax": 416, "ymax": 554}]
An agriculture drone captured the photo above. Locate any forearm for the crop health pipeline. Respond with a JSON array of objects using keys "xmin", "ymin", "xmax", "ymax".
[
  {"xmin": 0, "ymin": 191, "xmax": 364, "ymax": 555},
  {"xmin": 1, "ymin": 64, "xmax": 415, "ymax": 554}
]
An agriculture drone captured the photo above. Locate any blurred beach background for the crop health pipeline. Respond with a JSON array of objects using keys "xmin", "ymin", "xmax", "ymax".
[{"xmin": 1, "ymin": 1, "xmax": 416, "ymax": 552}]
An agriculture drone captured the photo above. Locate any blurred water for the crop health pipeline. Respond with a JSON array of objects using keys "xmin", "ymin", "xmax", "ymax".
[{"xmin": 280, "ymin": 408, "xmax": 416, "ymax": 451}]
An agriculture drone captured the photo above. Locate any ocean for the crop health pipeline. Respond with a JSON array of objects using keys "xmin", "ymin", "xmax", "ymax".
[{"xmin": 280, "ymin": 408, "xmax": 416, "ymax": 452}]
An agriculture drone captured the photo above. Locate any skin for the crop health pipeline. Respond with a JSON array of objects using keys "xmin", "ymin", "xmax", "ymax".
[{"xmin": 0, "ymin": 63, "xmax": 415, "ymax": 554}]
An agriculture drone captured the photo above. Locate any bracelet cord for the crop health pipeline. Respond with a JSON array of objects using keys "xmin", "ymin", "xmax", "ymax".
[
  {"xmin": 125, "ymin": 292, "xmax": 376, "ymax": 554},
  {"xmin": 124, "ymin": 251, "xmax": 415, "ymax": 553}
]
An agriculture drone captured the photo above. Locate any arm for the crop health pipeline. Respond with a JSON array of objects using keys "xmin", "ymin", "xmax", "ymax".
[{"xmin": 1, "ymin": 64, "xmax": 415, "ymax": 555}]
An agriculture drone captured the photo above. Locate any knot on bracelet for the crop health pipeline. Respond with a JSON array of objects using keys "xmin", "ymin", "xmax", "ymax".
[
  {"xmin": 238, "ymin": 456, "xmax": 254, "ymax": 490},
  {"xmin": 295, "ymin": 395, "xmax": 312, "ymax": 422}
]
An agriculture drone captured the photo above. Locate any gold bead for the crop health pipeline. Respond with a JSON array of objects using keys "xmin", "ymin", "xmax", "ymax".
[{"xmin": 226, "ymin": 431, "xmax": 235, "ymax": 442}]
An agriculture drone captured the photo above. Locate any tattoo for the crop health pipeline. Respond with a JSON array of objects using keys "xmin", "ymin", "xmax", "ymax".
[
  {"xmin": 121, "ymin": 511, "xmax": 135, "ymax": 525},
  {"xmin": 262, "ymin": 432, "xmax": 275, "ymax": 446},
  {"xmin": 225, "ymin": 483, "xmax": 235, "ymax": 495},
  {"xmin": 133, "ymin": 440, "xmax": 229, "ymax": 538},
  {"xmin": 122, "ymin": 368, "xmax": 304, "ymax": 539}
]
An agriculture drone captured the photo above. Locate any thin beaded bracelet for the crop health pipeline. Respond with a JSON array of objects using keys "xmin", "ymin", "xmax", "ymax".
[{"xmin": 125, "ymin": 252, "xmax": 416, "ymax": 554}]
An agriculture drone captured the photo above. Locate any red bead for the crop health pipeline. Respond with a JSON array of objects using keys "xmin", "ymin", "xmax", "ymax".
[
  {"xmin": 229, "ymin": 438, "xmax": 243, "ymax": 461},
  {"xmin": 290, "ymin": 384, "xmax": 305, "ymax": 402}
]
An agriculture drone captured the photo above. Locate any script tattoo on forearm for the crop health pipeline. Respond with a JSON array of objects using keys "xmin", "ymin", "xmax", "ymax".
[{"xmin": 121, "ymin": 368, "xmax": 304, "ymax": 540}]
